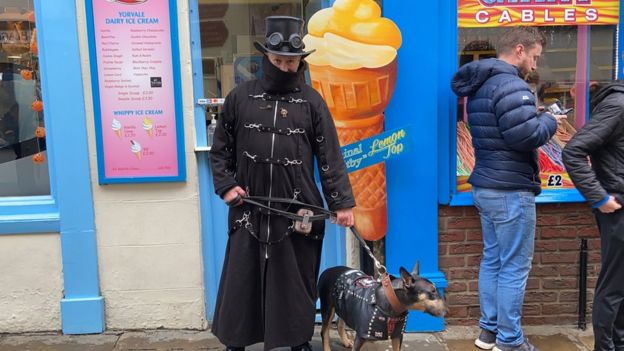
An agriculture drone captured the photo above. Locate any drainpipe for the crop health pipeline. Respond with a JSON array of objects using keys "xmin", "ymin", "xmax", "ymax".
[{"xmin": 578, "ymin": 238, "xmax": 588, "ymax": 330}]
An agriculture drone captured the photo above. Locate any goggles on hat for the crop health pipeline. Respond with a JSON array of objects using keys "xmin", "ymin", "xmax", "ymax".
[{"xmin": 266, "ymin": 32, "xmax": 303, "ymax": 51}]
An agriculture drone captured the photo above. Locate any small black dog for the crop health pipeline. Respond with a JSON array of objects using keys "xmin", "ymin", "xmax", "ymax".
[{"xmin": 318, "ymin": 264, "xmax": 447, "ymax": 351}]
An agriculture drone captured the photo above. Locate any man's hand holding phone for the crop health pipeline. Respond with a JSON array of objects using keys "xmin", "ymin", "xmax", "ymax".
[{"xmin": 551, "ymin": 114, "xmax": 568, "ymax": 125}]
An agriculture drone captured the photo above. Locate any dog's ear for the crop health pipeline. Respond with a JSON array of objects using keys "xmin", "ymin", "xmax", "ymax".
[
  {"xmin": 412, "ymin": 261, "xmax": 420, "ymax": 276},
  {"xmin": 400, "ymin": 266, "xmax": 413, "ymax": 288}
]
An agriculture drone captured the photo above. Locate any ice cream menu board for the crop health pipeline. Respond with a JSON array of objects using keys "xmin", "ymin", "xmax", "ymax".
[{"xmin": 87, "ymin": 0, "xmax": 185, "ymax": 183}]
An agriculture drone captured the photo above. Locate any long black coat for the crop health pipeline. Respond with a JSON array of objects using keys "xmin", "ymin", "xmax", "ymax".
[
  {"xmin": 210, "ymin": 56, "xmax": 355, "ymax": 349},
  {"xmin": 563, "ymin": 82, "xmax": 624, "ymax": 206}
]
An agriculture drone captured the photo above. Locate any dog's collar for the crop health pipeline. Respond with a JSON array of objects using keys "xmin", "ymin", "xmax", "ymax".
[{"xmin": 381, "ymin": 273, "xmax": 407, "ymax": 314}]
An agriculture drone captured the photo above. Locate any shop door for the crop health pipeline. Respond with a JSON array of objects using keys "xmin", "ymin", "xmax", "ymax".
[{"xmin": 189, "ymin": 0, "xmax": 346, "ymax": 321}]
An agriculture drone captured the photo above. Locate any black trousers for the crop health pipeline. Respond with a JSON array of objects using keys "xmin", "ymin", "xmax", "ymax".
[{"xmin": 593, "ymin": 210, "xmax": 624, "ymax": 351}]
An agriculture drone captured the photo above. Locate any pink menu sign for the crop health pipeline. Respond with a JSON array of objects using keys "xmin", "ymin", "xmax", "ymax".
[{"xmin": 89, "ymin": 0, "xmax": 184, "ymax": 182}]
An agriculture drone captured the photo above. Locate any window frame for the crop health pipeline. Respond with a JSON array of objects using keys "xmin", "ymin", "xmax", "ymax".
[
  {"xmin": 438, "ymin": 1, "xmax": 624, "ymax": 206},
  {"xmin": 0, "ymin": 0, "xmax": 92, "ymax": 235}
]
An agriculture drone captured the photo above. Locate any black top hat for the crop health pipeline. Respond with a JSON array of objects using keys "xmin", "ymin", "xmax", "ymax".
[{"xmin": 254, "ymin": 16, "xmax": 315, "ymax": 57}]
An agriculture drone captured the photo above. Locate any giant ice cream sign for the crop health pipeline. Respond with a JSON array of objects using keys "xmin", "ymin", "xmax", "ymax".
[{"xmin": 303, "ymin": 0, "xmax": 402, "ymax": 241}]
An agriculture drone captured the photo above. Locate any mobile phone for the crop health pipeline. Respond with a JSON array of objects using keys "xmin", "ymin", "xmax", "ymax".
[
  {"xmin": 562, "ymin": 107, "xmax": 574, "ymax": 115},
  {"xmin": 547, "ymin": 100, "xmax": 573, "ymax": 115}
]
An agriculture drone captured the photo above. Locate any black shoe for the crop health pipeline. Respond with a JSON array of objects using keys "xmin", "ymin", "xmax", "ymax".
[
  {"xmin": 225, "ymin": 347, "xmax": 244, "ymax": 351},
  {"xmin": 291, "ymin": 341, "xmax": 312, "ymax": 351}
]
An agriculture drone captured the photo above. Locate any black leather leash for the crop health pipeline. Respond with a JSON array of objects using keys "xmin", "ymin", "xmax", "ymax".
[
  {"xmin": 228, "ymin": 194, "xmax": 387, "ymax": 274},
  {"xmin": 229, "ymin": 194, "xmax": 334, "ymax": 225}
]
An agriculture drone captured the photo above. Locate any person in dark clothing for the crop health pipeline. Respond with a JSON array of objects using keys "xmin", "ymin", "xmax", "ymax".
[
  {"xmin": 562, "ymin": 81, "xmax": 624, "ymax": 351},
  {"xmin": 452, "ymin": 27, "xmax": 565, "ymax": 351},
  {"xmin": 209, "ymin": 16, "xmax": 355, "ymax": 351}
]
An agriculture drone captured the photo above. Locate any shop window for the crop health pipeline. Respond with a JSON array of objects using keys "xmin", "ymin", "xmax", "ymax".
[
  {"xmin": 0, "ymin": 3, "xmax": 48, "ymax": 196},
  {"xmin": 455, "ymin": 25, "xmax": 617, "ymax": 201},
  {"xmin": 195, "ymin": 0, "xmax": 381, "ymax": 129}
]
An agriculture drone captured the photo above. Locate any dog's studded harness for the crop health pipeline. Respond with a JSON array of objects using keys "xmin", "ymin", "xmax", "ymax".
[{"xmin": 331, "ymin": 270, "xmax": 407, "ymax": 340}]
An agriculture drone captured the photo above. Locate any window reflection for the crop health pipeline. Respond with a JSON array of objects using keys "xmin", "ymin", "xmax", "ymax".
[
  {"xmin": 456, "ymin": 25, "xmax": 617, "ymax": 193},
  {"xmin": 0, "ymin": 2, "xmax": 49, "ymax": 196}
]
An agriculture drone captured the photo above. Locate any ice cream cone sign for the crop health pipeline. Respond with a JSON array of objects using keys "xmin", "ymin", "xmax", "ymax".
[
  {"xmin": 143, "ymin": 117, "xmax": 154, "ymax": 138},
  {"xmin": 112, "ymin": 118, "xmax": 122, "ymax": 138},
  {"xmin": 303, "ymin": 0, "xmax": 402, "ymax": 241},
  {"xmin": 130, "ymin": 140, "xmax": 142, "ymax": 160}
]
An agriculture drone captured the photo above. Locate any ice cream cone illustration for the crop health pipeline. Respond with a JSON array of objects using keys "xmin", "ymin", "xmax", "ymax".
[
  {"xmin": 143, "ymin": 117, "xmax": 154, "ymax": 138},
  {"xmin": 112, "ymin": 118, "xmax": 122, "ymax": 138},
  {"xmin": 130, "ymin": 140, "xmax": 142, "ymax": 160},
  {"xmin": 304, "ymin": 0, "xmax": 401, "ymax": 241}
]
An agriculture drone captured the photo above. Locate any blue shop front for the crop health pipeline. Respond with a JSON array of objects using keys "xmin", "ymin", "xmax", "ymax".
[{"xmin": 3, "ymin": 0, "xmax": 621, "ymax": 334}]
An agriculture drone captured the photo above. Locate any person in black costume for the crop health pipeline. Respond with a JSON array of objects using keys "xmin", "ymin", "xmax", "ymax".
[{"xmin": 209, "ymin": 16, "xmax": 355, "ymax": 351}]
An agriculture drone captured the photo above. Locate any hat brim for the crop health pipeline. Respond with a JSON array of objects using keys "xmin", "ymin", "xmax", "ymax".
[{"xmin": 254, "ymin": 41, "xmax": 315, "ymax": 58}]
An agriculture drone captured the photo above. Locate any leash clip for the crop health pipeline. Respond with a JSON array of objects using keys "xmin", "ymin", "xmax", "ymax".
[{"xmin": 376, "ymin": 262, "xmax": 387, "ymax": 276}]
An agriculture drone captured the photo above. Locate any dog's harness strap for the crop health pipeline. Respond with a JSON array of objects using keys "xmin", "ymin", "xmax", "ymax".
[{"xmin": 382, "ymin": 274, "xmax": 407, "ymax": 315}]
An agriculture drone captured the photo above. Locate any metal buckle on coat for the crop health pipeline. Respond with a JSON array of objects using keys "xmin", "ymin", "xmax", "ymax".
[{"xmin": 294, "ymin": 208, "xmax": 314, "ymax": 235}]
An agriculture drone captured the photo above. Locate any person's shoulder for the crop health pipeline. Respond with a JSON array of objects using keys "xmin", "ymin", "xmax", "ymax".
[
  {"xmin": 492, "ymin": 73, "xmax": 528, "ymax": 92},
  {"xmin": 300, "ymin": 83, "xmax": 324, "ymax": 102}
]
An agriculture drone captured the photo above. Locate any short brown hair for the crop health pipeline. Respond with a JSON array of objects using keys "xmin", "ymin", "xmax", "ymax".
[{"xmin": 496, "ymin": 27, "xmax": 546, "ymax": 56}]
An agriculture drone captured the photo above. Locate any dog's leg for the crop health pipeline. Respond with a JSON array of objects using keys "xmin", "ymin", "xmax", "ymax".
[
  {"xmin": 337, "ymin": 318, "xmax": 353, "ymax": 348},
  {"xmin": 352, "ymin": 336, "xmax": 367, "ymax": 351},
  {"xmin": 391, "ymin": 335, "xmax": 403, "ymax": 351},
  {"xmin": 321, "ymin": 307, "xmax": 335, "ymax": 351}
]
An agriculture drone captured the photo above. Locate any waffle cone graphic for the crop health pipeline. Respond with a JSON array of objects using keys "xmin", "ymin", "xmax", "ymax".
[{"xmin": 309, "ymin": 60, "xmax": 397, "ymax": 241}]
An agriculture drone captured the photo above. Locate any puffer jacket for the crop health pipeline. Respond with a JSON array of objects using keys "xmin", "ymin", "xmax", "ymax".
[
  {"xmin": 452, "ymin": 58, "xmax": 558, "ymax": 195},
  {"xmin": 562, "ymin": 81, "xmax": 624, "ymax": 207}
]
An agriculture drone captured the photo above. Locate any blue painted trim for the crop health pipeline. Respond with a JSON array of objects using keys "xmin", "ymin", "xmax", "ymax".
[
  {"xmin": 0, "ymin": 196, "xmax": 58, "ymax": 233},
  {"xmin": 0, "ymin": 6, "xmax": 63, "ymax": 234},
  {"xmin": 169, "ymin": 0, "xmax": 187, "ymax": 182},
  {"xmin": 189, "ymin": 0, "xmax": 208, "ymax": 150},
  {"xmin": 438, "ymin": 0, "xmax": 457, "ymax": 206},
  {"xmin": 188, "ymin": 0, "xmax": 219, "ymax": 320},
  {"xmin": 0, "ymin": 212, "xmax": 60, "ymax": 234},
  {"xmin": 618, "ymin": 2, "xmax": 624, "ymax": 80},
  {"xmin": 39, "ymin": 0, "xmax": 103, "ymax": 333},
  {"xmin": 60, "ymin": 296, "xmax": 105, "ymax": 334},
  {"xmin": 86, "ymin": 0, "xmax": 186, "ymax": 184},
  {"xmin": 384, "ymin": 1, "xmax": 448, "ymax": 332},
  {"xmin": 450, "ymin": 188, "xmax": 587, "ymax": 207}
]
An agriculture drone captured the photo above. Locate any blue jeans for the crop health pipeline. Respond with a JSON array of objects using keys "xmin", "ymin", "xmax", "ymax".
[{"xmin": 472, "ymin": 186, "xmax": 536, "ymax": 347}]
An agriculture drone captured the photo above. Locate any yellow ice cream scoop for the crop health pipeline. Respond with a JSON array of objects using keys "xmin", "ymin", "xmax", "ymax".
[
  {"xmin": 307, "ymin": 0, "xmax": 401, "ymax": 49},
  {"xmin": 303, "ymin": 0, "xmax": 401, "ymax": 69}
]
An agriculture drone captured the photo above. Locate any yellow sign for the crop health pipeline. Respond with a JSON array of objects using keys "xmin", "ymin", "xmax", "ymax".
[{"xmin": 458, "ymin": 0, "xmax": 619, "ymax": 27}]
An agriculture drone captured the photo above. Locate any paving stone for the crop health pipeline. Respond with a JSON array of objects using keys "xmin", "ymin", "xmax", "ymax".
[
  {"xmin": 445, "ymin": 339, "xmax": 479, "ymax": 351},
  {"xmin": 0, "ymin": 333, "xmax": 118, "ymax": 351},
  {"xmin": 578, "ymin": 335, "xmax": 594, "ymax": 351},
  {"xmin": 528, "ymin": 334, "xmax": 584, "ymax": 351},
  {"xmin": 114, "ymin": 330, "xmax": 220, "ymax": 351}
]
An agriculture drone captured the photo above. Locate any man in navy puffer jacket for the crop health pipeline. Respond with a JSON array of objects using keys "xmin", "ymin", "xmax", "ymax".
[{"xmin": 452, "ymin": 28, "xmax": 565, "ymax": 351}]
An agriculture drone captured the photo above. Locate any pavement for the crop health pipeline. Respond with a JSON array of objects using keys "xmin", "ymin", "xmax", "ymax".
[{"xmin": 0, "ymin": 325, "xmax": 596, "ymax": 351}]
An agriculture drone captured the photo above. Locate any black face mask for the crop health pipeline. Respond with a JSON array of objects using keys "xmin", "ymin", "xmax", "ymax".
[{"xmin": 260, "ymin": 55, "xmax": 305, "ymax": 93}]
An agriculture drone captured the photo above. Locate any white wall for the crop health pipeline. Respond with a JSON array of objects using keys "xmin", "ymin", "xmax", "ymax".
[
  {"xmin": 76, "ymin": 0, "xmax": 206, "ymax": 329},
  {"xmin": 0, "ymin": 234, "xmax": 63, "ymax": 332}
]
